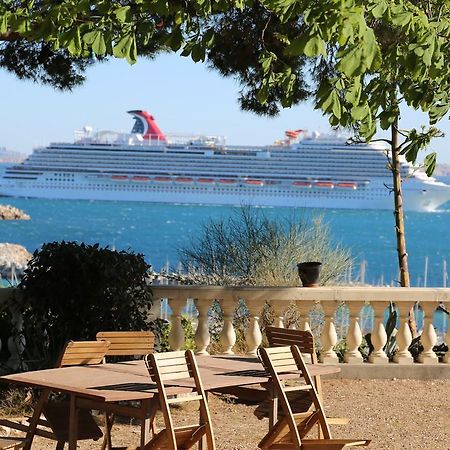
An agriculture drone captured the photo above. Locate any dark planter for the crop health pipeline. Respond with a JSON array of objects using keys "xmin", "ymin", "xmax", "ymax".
[{"xmin": 297, "ymin": 262, "xmax": 322, "ymax": 287}]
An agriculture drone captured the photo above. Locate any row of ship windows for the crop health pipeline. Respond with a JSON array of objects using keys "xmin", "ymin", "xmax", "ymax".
[{"xmin": 30, "ymin": 183, "xmax": 387, "ymax": 199}]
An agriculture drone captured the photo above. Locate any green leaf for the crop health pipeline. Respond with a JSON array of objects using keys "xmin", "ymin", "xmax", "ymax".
[
  {"xmin": 303, "ymin": 34, "xmax": 326, "ymax": 57},
  {"xmin": 337, "ymin": 45, "xmax": 363, "ymax": 77},
  {"xmin": 0, "ymin": 12, "xmax": 9, "ymax": 34},
  {"xmin": 371, "ymin": 1, "xmax": 388, "ymax": 19},
  {"xmin": 92, "ymin": 31, "xmax": 106, "ymax": 56},
  {"xmin": 114, "ymin": 5, "xmax": 131, "ymax": 23},
  {"xmin": 351, "ymin": 103, "xmax": 369, "ymax": 121},
  {"xmin": 424, "ymin": 152, "xmax": 437, "ymax": 176}
]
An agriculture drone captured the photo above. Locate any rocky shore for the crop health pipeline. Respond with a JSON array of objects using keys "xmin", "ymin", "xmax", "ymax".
[
  {"xmin": 0, "ymin": 243, "xmax": 32, "ymax": 278},
  {"xmin": 0, "ymin": 205, "xmax": 30, "ymax": 220}
]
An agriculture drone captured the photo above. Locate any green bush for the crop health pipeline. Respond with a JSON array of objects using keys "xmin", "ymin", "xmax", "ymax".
[
  {"xmin": 179, "ymin": 206, "xmax": 351, "ymax": 286},
  {"xmin": 19, "ymin": 241, "xmax": 153, "ymax": 368}
]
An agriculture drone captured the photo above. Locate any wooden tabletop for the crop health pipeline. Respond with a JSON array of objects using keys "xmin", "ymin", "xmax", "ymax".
[{"xmin": 0, "ymin": 355, "xmax": 340, "ymax": 403}]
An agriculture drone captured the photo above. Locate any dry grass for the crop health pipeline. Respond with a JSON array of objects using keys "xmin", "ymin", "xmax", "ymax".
[{"xmin": 1, "ymin": 379, "xmax": 450, "ymax": 449}]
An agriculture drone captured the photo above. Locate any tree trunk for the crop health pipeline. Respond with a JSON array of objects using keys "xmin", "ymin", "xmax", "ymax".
[{"xmin": 391, "ymin": 120, "xmax": 410, "ymax": 287}]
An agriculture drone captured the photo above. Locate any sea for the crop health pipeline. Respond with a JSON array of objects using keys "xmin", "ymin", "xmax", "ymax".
[{"xmin": 1, "ymin": 176, "xmax": 450, "ymax": 288}]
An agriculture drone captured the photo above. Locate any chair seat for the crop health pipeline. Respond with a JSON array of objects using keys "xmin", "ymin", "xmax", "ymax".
[
  {"xmin": 255, "ymin": 390, "xmax": 312, "ymax": 420},
  {"xmin": 43, "ymin": 401, "xmax": 103, "ymax": 441}
]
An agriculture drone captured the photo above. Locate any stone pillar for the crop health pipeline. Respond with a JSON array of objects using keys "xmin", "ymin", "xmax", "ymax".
[
  {"xmin": 418, "ymin": 303, "xmax": 439, "ymax": 364},
  {"xmin": 219, "ymin": 295, "xmax": 237, "ymax": 354},
  {"xmin": 319, "ymin": 302, "xmax": 339, "ymax": 364},
  {"xmin": 343, "ymin": 302, "xmax": 364, "ymax": 364},
  {"xmin": 296, "ymin": 300, "xmax": 314, "ymax": 332},
  {"xmin": 393, "ymin": 302, "xmax": 414, "ymax": 364},
  {"xmin": 245, "ymin": 298, "xmax": 264, "ymax": 355},
  {"xmin": 368, "ymin": 302, "xmax": 389, "ymax": 364},
  {"xmin": 270, "ymin": 300, "xmax": 288, "ymax": 328},
  {"xmin": 167, "ymin": 296, "xmax": 186, "ymax": 351},
  {"xmin": 194, "ymin": 298, "xmax": 211, "ymax": 355}
]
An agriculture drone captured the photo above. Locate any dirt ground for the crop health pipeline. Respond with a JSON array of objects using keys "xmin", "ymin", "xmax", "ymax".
[{"xmin": 2, "ymin": 379, "xmax": 450, "ymax": 449}]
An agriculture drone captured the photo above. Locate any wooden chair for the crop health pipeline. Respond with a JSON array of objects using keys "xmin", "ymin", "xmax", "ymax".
[
  {"xmin": 142, "ymin": 350, "xmax": 215, "ymax": 449},
  {"xmin": 256, "ymin": 327, "xmax": 347, "ymax": 431},
  {"xmin": 96, "ymin": 331, "xmax": 155, "ymax": 359},
  {"xmin": 95, "ymin": 331, "xmax": 156, "ymax": 450},
  {"xmin": 0, "ymin": 340, "xmax": 110, "ymax": 450},
  {"xmin": 257, "ymin": 345, "xmax": 370, "ymax": 450}
]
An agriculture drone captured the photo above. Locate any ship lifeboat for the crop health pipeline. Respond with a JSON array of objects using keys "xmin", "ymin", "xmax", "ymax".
[
  {"xmin": 336, "ymin": 182, "xmax": 357, "ymax": 189},
  {"xmin": 154, "ymin": 176, "xmax": 172, "ymax": 182},
  {"xmin": 293, "ymin": 181, "xmax": 312, "ymax": 188},
  {"xmin": 111, "ymin": 175, "xmax": 128, "ymax": 181},
  {"xmin": 132, "ymin": 176, "xmax": 150, "ymax": 182},
  {"xmin": 175, "ymin": 177, "xmax": 194, "ymax": 183},
  {"xmin": 245, "ymin": 179, "xmax": 264, "ymax": 186},
  {"xmin": 218, "ymin": 179, "xmax": 237, "ymax": 184},
  {"xmin": 197, "ymin": 178, "xmax": 215, "ymax": 184},
  {"xmin": 315, "ymin": 181, "xmax": 334, "ymax": 188}
]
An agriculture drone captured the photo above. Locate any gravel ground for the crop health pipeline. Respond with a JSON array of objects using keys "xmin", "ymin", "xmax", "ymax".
[{"xmin": 3, "ymin": 379, "xmax": 450, "ymax": 449}]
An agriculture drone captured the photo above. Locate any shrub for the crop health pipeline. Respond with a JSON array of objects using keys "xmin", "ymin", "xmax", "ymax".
[
  {"xmin": 19, "ymin": 241, "xmax": 153, "ymax": 368},
  {"xmin": 178, "ymin": 207, "xmax": 351, "ymax": 286}
]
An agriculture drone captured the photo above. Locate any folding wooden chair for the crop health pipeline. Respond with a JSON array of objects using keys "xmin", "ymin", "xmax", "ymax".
[
  {"xmin": 256, "ymin": 327, "xmax": 348, "ymax": 433},
  {"xmin": 255, "ymin": 327, "xmax": 323, "ymax": 423},
  {"xmin": 96, "ymin": 331, "xmax": 155, "ymax": 360},
  {"xmin": 95, "ymin": 331, "xmax": 156, "ymax": 450},
  {"xmin": 142, "ymin": 350, "xmax": 215, "ymax": 449},
  {"xmin": 0, "ymin": 340, "xmax": 110, "ymax": 450},
  {"xmin": 257, "ymin": 345, "xmax": 370, "ymax": 449}
]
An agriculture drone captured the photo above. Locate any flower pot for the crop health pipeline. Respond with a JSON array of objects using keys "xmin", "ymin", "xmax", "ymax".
[{"xmin": 297, "ymin": 262, "xmax": 322, "ymax": 287}]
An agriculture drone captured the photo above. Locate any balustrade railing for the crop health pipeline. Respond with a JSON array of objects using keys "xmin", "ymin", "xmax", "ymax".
[{"xmin": 151, "ymin": 285, "xmax": 450, "ymax": 365}]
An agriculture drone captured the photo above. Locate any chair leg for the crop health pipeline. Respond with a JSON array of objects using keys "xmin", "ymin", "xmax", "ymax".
[
  {"xmin": 100, "ymin": 413, "xmax": 114, "ymax": 450},
  {"xmin": 55, "ymin": 442, "xmax": 65, "ymax": 450}
]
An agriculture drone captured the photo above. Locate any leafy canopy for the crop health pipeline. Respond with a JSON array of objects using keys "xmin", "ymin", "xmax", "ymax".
[{"xmin": 2, "ymin": 1, "xmax": 450, "ymax": 172}]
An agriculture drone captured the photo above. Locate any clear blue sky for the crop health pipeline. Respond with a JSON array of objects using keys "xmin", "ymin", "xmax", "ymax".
[{"xmin": 2, "ymin": 53, "xmax": 450, "ymax": 164}]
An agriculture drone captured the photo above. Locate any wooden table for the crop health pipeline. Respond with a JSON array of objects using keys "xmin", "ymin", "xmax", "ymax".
[{"xmin": 0, "ymin": 355, "xmax": 340, "ymax": 449}]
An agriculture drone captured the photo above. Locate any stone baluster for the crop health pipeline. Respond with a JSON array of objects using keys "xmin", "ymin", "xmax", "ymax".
[
  {"xmin": 194, "ymin": 297, "xmax": 211, "ymax": 355},
  {"xmin": 368, "ymin": 301, "xmax": 389, "ymax": 364},
  {"xmin": 219, "ymin": 295, "xmax": 237, "ymax": 354},
  {"xmin": 319, "ymin": 302, "xmax": 339, "ymax": 364},
  {"xmin": 343, "ymin": 302, "xmax": 364, "ymax": 364},
  {"xmin": 245, "ymin": 298, "xmax": 264, "ymax": 355},
  {"xmin": 296, "ymin": 301, "xmax": 314, "ymax": 332},
  {"xmin": 418, "ymin": 303, "xmax": 439, "ymax": 364},
  {"xmin": 167, "ymin": 296, "xmax": 186, "ymax": 351},
  {"xmin": 270, "ymin": 300, "xmax": 288, "ymax": 328},
  {"xmin": 393, "ymin": 302, "xmax": 414, "ymax": 364}
]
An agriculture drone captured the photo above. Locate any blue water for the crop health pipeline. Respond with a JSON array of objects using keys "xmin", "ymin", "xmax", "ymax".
[{"xmin": 1, "ymin": 186, "xmax": 450, "ymax": 286}]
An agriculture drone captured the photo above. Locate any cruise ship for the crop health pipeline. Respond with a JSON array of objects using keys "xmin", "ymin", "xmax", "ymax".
[{"xmin": 1, "ymin": 110, "xmax": 450, "ymax": 211}]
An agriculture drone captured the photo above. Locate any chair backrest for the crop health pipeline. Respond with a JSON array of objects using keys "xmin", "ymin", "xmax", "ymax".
[
  {"xmin": 144, "ymin": 350, "xmax": 215, "ymax": 449},
  {"xmin": 258, "ymin": 345, "xmax": 332, "ymax": 447},
  {"xmin": 56, "ymin": 340, "xmax": 110, "ymax": 367},
  {"xmin": 96, "ymin": 331, "xmax": 155, "ymax": 357},
  {"xmin": 265, "ymin": 327, "xmax": 316, "ymax": 363}
]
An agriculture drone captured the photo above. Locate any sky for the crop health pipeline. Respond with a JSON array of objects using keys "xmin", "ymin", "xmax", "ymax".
[{"xmin": 2, "ymin": 52, "xmax": 450, "ymax": 164}]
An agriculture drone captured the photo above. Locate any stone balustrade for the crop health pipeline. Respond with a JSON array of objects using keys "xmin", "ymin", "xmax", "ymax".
[{"xmin": 151, "ymin": 285, "xmax": 450, "ymax": 365}]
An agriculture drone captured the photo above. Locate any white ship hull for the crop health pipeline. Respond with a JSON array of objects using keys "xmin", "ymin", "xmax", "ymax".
[
  {"xmin": 1, "ymin": 175, "xmax": 449, "ymax": 212},
  {"xmin": 2, "ymin": 110, "xmax": 450, "ymax": 212}
]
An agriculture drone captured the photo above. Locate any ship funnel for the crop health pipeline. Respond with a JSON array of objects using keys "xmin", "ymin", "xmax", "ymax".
[{"xmin": 127, "ymin": 110, "xmax": 167, "ymax": 142}]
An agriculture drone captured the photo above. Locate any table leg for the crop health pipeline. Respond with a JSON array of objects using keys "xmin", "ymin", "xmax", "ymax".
[
  {"xmin": 23, "ymin": 388, "xmax": 51, "ymax": 450},
  {"xmin": 68, "ymin": 394, "xmax": 79, "ymax": 450}
]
